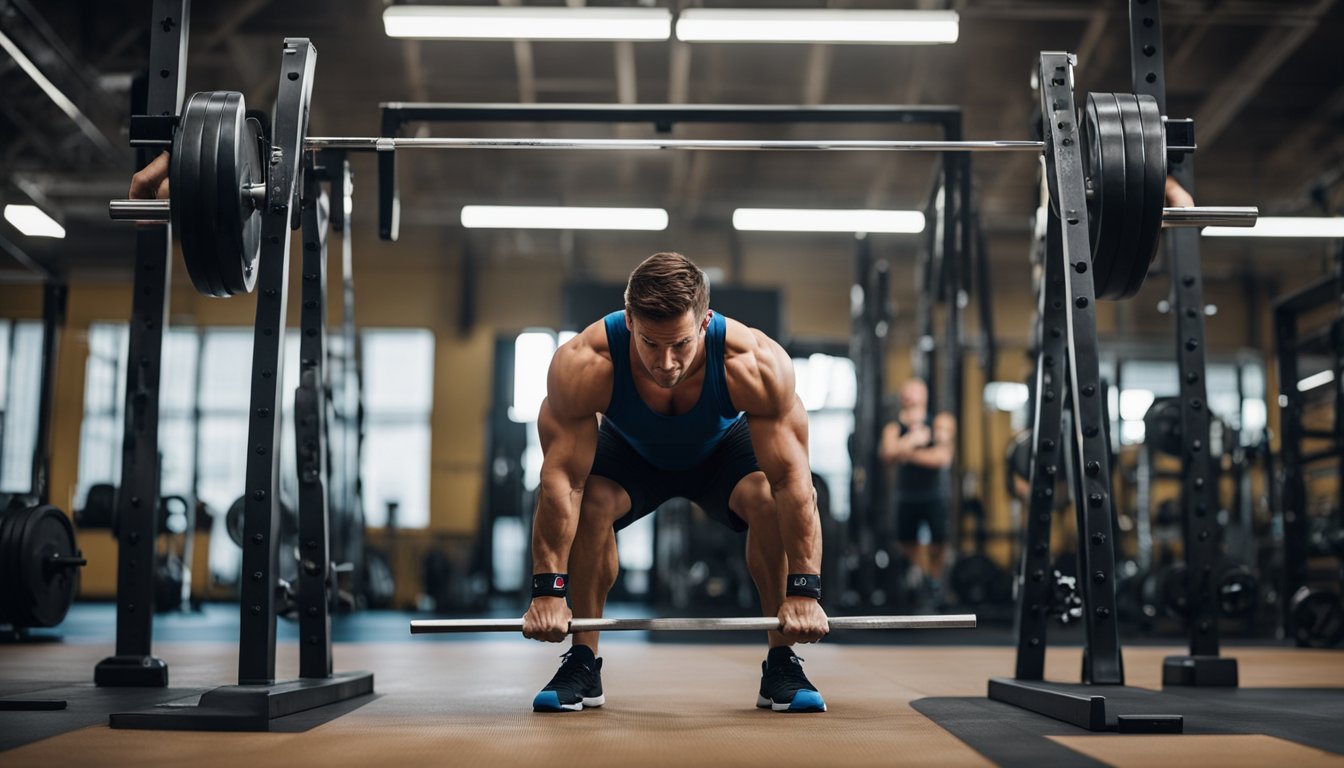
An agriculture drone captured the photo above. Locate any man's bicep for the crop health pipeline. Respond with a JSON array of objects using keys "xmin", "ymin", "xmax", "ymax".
[
  {"xmin": 747, "ymin": 402, "xmax": 810, "ymax": 483},
  {"xmin": 537, "ymin": 399, "xmax": 598, "ymax": 486}
]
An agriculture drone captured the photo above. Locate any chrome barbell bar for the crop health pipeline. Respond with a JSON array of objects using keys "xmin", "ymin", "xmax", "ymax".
[
  {"xmin": 304, "ymin": 137, "xmax": 1048, "ymax": 152},
  {"xmin": 408, "ymin": 613, "xmax": 978, "ymax": 635},
  {"xmin": 109, "ymin": 198, "xmax": 1259, "ymax": 228}
]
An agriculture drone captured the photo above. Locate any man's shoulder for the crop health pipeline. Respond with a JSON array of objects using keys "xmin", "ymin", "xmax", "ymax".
[
  {"xmin": 721, "ymin": 315, "xmax": 780, "ymax": 360},
  {"xmin": 721, "ymin": 316, "xmax": 792, "ymax": 412},
  {"xmin": 548, "ymin": 320, "xmax": 614, "ymax": 415},
  {"xmin": 557, "ymin": 321, "xmax": 614, "ymax": 373}
]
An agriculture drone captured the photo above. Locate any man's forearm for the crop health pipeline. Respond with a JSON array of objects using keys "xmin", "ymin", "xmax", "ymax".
[
  {"xmin": 531, "ymin": 483, "xmax": 582, "ymax": 573},
  {"xmin": 775, "ymin": 478, "xmax": 822, "ymax": 574},
  {"xmin": 905, "ymin": 446, "xmax": 953, "ymax": 469}
]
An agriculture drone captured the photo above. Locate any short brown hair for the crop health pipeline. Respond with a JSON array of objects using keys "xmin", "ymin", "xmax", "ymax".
[{"xmin": 624, "ymin": 252, "xmax": 709, "ymax": 322}]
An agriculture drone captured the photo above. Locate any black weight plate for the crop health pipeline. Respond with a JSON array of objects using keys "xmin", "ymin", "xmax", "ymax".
[
  {"xmin": 1291, "ymin": 588, "xmax": 1344, "ymax": 648},
  {"xmin": 230, "ymin": 96, "xmax": 262, "ymax": 294},
  {"xmin": 0, "ymin": 507, "xmax": 20, "ymax": 623},
  {"xmin": 1107, "ymin": 94, "xmax": 1147, "ymax": 301},
  {"xmin": 174, "ymin": 92, "xmax": 224, "ymax": 297},
  {"xmin": 78, "ymin": 482, "xmax": 117, "ymax": 528},
  {"xmin": 226, "ymin": 495, "xmax": 245, "ymax": 547},
  {"xmin": 1, "ymin": 506, "xmax": 33, "ymax": 624},
  {"xmin": 197, "ymin": 91, "xmax": 229, "ymax": 296},
  {"xmin": 1005, "ymin": 430, "xmax": 1033, "ymax": 496},
  {"xmin": 1143, "ymin": 397, "xmax": 1183, "ymax": 456},
  {"xmin": 8, "ymin": 505, "xmax": 43, "ymax": 627},
  {"xmin": 1128, "ymin": 94, "xmax": 1166, "ymax": 299},
  {"xmin": 214, "ymin": 92, "xmax": 259, "ymax": 295},
  {"xmin": 1080, "ymin": 93, "xmax": 1126, "ymax": 299},
  {"xmin": 1217, "ymin": 565, "xmax": 1257, "ymax": 618},
  {"xmin": 948, "ymin": 553, "xmax": 1009, "ymax": 606},
  {"xmin": 155, "ymin": 554, "xmax": 185, "ymax": 613},
  {"xmin": 1161, "ymin": 563, "xmax": 1189, "ymax": 617},
  {"xmin": 1115, "ymin": 565, "xmax": 1149, "ymax": 623},
  {"xmin": 18, "ymin": 506, "xmax": 80, "ymax": 627}
]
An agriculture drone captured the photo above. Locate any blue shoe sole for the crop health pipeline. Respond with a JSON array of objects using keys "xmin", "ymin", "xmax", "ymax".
[
  {"xmin": 757, "ymin": 690, "xmax": 827, "ymax": 712},
  {"xmin": 788, "ymin": 690, "xmax": 826, "ymax": 712},
  {"xmin": 533, "ymin": 690, "xmax": 604, "ymax": 712},
  {"xmin": 532, "ymin": 691, "xmax": 580, "ymax": 712}
]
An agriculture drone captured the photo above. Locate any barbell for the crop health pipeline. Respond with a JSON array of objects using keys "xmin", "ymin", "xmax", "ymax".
[
  {"xmin": 108, "ymin": 89, "xmax": 1257, "ymax": 299},
  {"xmin": 409, "ymin": 614, "xmax": 976, "ymax": 634}
]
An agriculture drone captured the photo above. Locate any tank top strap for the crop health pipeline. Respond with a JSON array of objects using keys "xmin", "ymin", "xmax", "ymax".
[
  {"xmin": 602, "ymin": 311, "xmax": 634, "ymax": 410},
  {"xmin": 704, "ymin": 312, "xmax": 741, "ymax": 418}
]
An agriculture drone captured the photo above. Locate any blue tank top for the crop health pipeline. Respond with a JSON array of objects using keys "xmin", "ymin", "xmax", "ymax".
[{"xmin": 602, "ymin": 310, "xmax": 744, "ymax": 471}]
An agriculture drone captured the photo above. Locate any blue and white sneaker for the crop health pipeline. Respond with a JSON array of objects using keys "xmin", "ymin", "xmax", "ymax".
[
  {"xmin": 533, "ymin": 645, "xmax": 604, "ymax": 712},
  {"xmin": 756, "ymin": 646, "xmax": 826, "ymax": 713}
]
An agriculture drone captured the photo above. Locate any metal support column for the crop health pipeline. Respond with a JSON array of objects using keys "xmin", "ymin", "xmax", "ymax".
[
  {"xmin": 296, "ymin": 155, "xmax": 333, "ymax": 679},
  {"xmin": 1129, "ymin": 0, "xmax": 1236, "ymax": 686},
  {"xmin": 95, "ymin": 0, "xmax": 188, "ymax": 688},
  {"xmin": 1011, "ymin": 211, "xmax": 1070, "ymax": 681}
]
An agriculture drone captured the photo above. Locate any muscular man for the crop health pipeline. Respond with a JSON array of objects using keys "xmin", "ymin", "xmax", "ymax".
[
  {"xmin": 522, "ymin": 252, "xmax": 829, "ymax": 713},
  {"xmin": 879, "ymin": 379, "xmax": 955, "ymax": 606}
]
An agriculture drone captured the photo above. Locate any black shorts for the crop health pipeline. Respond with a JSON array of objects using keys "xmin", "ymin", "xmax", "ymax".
[
  {"xmin": 896, "ymin": 497, "xmax": 948, "ymax": 544},
  {"xmin": 589, "ymin": 417, "xmax": 760, "ymax": 533}
]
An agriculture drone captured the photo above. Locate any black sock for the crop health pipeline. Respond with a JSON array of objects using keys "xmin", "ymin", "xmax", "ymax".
[{"xmin": 766, "ymin": 645, "xmax": 797, "ymax": 668}]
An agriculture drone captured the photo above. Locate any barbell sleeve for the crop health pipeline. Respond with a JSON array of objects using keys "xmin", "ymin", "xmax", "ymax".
[
  {"xmin": 108, "ymin": 199, "xmax": 170, "ymax": 221},
  {"xmin": 1161, "ymin": 206, "xmax": 1258, "ymax": 228},
  {"xmin": 409, "ymin": 614, "xmax": 977, "ymax": 634}
]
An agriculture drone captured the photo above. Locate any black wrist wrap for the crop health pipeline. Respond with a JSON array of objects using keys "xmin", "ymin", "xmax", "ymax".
[
  {"xmin": 531, "ymin": 573, "xmax": 568, "ymax": 599},
  {"xmin": 786, "ymin": 573, "xmax": 822, "ymax": 600}
]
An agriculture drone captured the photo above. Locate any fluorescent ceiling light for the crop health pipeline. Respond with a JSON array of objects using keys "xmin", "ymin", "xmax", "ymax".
[
  {"xmin": 383, "ymin": 6, "xmax": 671, "ymax": 41},
  {"xmin": 1298, "ymin": 369, "xmax": 1335, "ymax": 392},
  {"xmin": 460, "ymin": 205, "xmax": 668, "ymax": 231},
  {"xmin": 4, "ymin": 204, "xmax": 65, "ymax": 238},
  {"xmin": 676, "ymin": 9, "xmax": 959, "ymax": 44},
  {"xmin": 1203, "ymin": 217, "xmax": 1344, "ymax": 238},
  {"xmin": 733, "ymin": 208, "xmax": 925, "ymax": 234}
]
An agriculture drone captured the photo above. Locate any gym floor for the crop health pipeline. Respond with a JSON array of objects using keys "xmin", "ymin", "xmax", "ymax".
[{"xmin": 2, "ymin": 606, "xmax": 1343, "ymax": 767}]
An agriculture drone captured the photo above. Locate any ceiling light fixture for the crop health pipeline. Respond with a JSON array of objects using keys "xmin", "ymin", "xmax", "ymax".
[
  {"xmin": 676, "ymin": 9, "xmax": 959, "ymax": 45},
  {"xmin": 3, "ymin": 204, "xmax": 65, "ymax": 239},
  {"xmin": 1298, "ymin": 370, "xmax": 1335, "ymax": 392},
  {"xmin": 1203, "ymin": 217, "xmax": 1344, "ymax": 238},
  {"xmin": 460, "ymin": 206, "xmax": 669, "ymax": 231},
  {"xmin": 383, "ymin": 6, "xmax": 672, "ymax": 41},
  {"xmin": 733, "ymin": 208, "xmax": 925, "ymax": 234}
]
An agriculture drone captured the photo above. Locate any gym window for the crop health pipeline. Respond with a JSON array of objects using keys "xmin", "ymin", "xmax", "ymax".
[
  {"xmin": 76, "ymin": 324, "xmax": 202, "ymax": 507},
  {"xmin": 1112, "ymin": 358, "xmax": 1265, "ymax": 448},
  {"xmin": 75, "ymin": 325, "xmax": 436, "ymax": 582},
  {"xmin": 792, "ymin": 353, "xmax": 856, "ymax": 523},
  {"xmin": 360, "ymin": 328, "xmax": 435, "ymax": 529},
  {"xmin": 0, "ymin": 320, "xmax": 43, "ymax": 493}
]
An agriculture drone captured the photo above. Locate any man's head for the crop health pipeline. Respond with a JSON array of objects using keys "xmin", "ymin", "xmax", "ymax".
[
  {"xmin": 900, "ymin": 379, "xmax": 929, "ymax": 410},
  {"xmin": 623, "ymin": 252, "xmax": 712, "ymax": 389}
]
